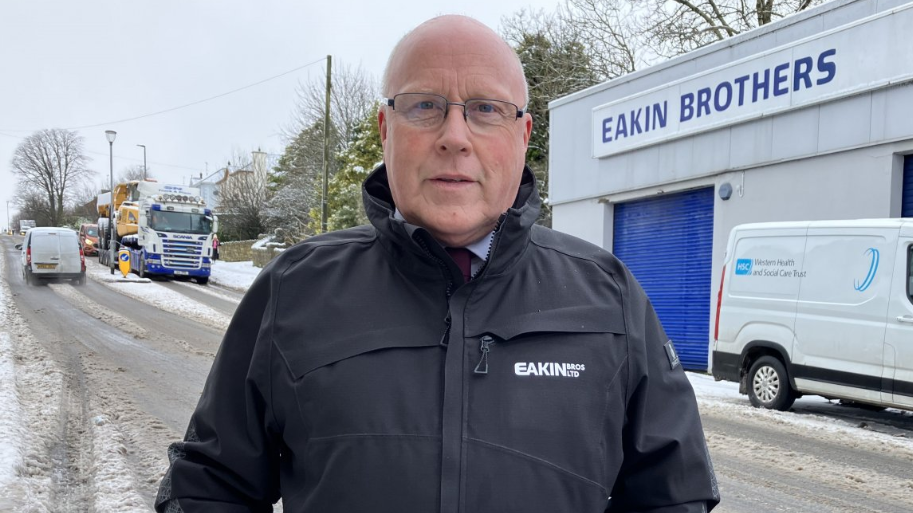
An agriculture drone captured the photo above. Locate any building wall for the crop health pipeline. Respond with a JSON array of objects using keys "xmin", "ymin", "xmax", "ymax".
[{"xmin": 548, "ymin": 0, "xmax": 913, "ymax": 366}]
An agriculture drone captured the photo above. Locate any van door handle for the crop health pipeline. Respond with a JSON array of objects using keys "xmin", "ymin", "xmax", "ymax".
[{"xmin": 898, "ymin": 316, "xmax": 913, "ymax": 324}]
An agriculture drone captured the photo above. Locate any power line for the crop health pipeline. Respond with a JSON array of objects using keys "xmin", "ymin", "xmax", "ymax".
[
  {"xmin": 82, "ymin": 149, "xmax": 203, "ymax": 172},
  {"xmin": 0, "ymin": 57, "xmax": 327, "ymax": 132}
]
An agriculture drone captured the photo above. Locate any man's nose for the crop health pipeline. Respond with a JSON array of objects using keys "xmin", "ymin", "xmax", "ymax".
[{"xmin": 437, "ymin": 104, "xmax": 472, "ymax": 154}]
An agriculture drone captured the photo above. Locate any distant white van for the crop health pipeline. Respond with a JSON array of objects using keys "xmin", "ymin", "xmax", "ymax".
[
  {"xmin": 712, "ymin": 219, "xmax": 913, "ymax": 411},
  {"xmin": 16, "ymin": 227, "xmax": 86, "ymax": 286}
]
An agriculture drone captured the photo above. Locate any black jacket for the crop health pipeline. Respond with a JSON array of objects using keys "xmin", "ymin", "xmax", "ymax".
[{"xmin": 156, "ymin": 165, "xmax": 719, "ymax": 513}]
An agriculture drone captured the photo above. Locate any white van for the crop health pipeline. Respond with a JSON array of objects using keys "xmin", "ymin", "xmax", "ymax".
[
  {"xmin": 16, "ymin": 227, "xmax": 86, "ymax": 286},
  {"xmin": 712, "ymin": 219, "xmax": 913, "ymax": 411}
]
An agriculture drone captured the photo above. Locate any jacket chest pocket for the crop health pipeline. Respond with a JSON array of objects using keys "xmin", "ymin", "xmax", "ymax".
[
  {"xmin": 464, "ymin": 306, "xmax": 627, "ymax": 492},
  {"xmin": 278, "ymin": 324, "xmax": 444, "ymax": 440}
]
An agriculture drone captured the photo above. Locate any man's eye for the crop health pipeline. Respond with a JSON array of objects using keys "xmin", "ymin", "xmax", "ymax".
[
  {"xmin": 417, "ymin": 101, "xmax": 437, "ymax": 110},
  {"xmin": 475, "ymin": 103, "xmax": 495, "ymax": 113}
]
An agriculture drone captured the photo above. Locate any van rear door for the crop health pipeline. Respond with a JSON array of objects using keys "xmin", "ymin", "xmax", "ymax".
[
  {"xmin": 30, "ymin": 231, "xmax": 62, "ymax": 274},
  {"xmin": 885, "ymin": 233, "xmax": 913, "ymax": 408}
]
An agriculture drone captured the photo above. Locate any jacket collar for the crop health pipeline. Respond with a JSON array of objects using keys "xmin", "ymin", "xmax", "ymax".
[{"xmin": 362, "ymin": 164, "xmax": 541, "ymax": 281}]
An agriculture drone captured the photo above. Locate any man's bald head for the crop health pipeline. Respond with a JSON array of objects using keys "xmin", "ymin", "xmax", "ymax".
[
  {"xmin": 376, "ymin": 14, "xmax": 534, "ymax": 248},
  {"xmin": 382, "ymin": 15, "xmax": 528, "ymax": 107}
]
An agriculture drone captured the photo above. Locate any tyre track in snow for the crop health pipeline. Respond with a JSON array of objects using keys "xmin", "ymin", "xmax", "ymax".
[
  {"xmin": 702, "ymin": 408, "xmax": 913, "ymax": 512},
  {"xmin": 2, "ymin": 240, "xmax": 233, "ymax": 510}
]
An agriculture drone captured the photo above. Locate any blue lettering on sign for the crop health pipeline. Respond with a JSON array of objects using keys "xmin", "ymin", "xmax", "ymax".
[
  {"xmin": 602, "ymin": 102, "xmax": 668, "ymax": 139},
  {"xmin": 735, "ymin": 259, "xmax": 753, "ymax": 275},
  {"xmin": 599, "ymin": 48, "xmax": 837, "ymax": 148},
  {"xmin": 854, "ymin": 248, "xmax": 879, "ymax": 292}
]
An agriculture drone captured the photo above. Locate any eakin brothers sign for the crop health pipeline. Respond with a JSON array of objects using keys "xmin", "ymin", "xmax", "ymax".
[{"xmin": 591, "ymin": 4, "xmax": 913, "ymax": 158}]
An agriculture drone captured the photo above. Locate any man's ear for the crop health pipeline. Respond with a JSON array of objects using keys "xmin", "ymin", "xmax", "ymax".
[
  {"xmin": 378, "ymin": 107, "xmax": 388, "ymax": 149},
  {"xmin": 522, "ymin": 112, "xmax": 533, "ymax": 148}
]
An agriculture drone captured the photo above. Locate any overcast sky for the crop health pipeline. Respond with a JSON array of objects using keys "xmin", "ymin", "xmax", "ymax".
[{"xmin": 0, "ymin": 0, "xmax": 566, "ymax": 230}]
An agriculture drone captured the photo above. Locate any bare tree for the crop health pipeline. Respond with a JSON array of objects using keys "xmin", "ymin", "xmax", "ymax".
[
  {"xmin": 564, "ymin": 0, "xmax": 826, "ymax": 67},
  {"xmin": 117, "ymin": 164, "xmax": 153, "ymax": 183},
  {"xmin": 15, "ymin": 189, "xmax": 55, "ymax": 227},
  {"xmin": 269, "ymin": 63, "xmax": 377, "ymax": 241},
  {"xmin": 217, "ymin": 148, "xmax": 270, "ymax": 241},
  {"xmin": 561, "ymin": 0, "xmax": 644, "ymax": 79},
  {"xmin": 282, "ymin": 63, "xmax": 378, "ymax": 148},
  {"xmin": 69, "ymin": 181, "xmax": 103, "ymax": 223},
  {"xmin": 11, "ymin": 128, "xmax": 94, "ymax": 226}
]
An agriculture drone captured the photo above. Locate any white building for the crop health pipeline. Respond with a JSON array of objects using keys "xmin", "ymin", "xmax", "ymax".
[
  {"xmin": 549, "ymin": 0, "xmax": 913, "ymax": 370},
  {"xmin": 191, "ymin": 168, "xmax": 228, "ymax": 212}
]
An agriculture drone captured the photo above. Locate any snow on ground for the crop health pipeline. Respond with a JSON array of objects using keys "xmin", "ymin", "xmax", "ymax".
[
  {"xmin": 0, "ymin": 252, "xmax": 151, "ymax": 512},
  {"xmin": 689, "ymin": 372, "xmax": 913, "ymax": 454},
  {"xmin": 210, "ymin": 260, "xmax": 262, "ymax": 291},
  {"xmin": 86, "ymin": 261, "xmax": 231, "ymax": 330},
  {"xmin": 0, "ymin": 256, "xmax": 25, "ymax": 506},
  {"xmin": 3, "ymin": 250, "xmax": 912, "ymax": 509},
  {"xmin": 0, "ymin": 246, "xmax": 56, "ymax": 510}
]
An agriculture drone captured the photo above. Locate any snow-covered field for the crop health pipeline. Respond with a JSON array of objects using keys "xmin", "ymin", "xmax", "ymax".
[{"xmin": 1, "ymin": 254, "xmax": 911, "ymax": 511}]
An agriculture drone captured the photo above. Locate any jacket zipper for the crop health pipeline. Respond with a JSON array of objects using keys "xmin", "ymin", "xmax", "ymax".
[{"xmin": 474, "ymin": 335, "xmax": 494, "ymax": 374}]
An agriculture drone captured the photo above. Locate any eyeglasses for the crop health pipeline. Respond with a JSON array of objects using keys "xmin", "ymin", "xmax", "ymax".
[{"xmin": 385, "ymin": 93, "xmax": 524, "ymax": 133}]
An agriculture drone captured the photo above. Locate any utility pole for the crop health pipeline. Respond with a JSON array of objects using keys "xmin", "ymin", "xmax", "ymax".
[{"xmin": 321, "ymin": 55, "xmax": 332, "ymax": 233}]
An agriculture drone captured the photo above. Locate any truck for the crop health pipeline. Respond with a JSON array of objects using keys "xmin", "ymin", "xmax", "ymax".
[
  {"xmin": 19, "ymin": 219, "xmax": 36, "ymax": 236},
  {"xmin": 97, "ymin": 180, "xmax": 217, "ymax": 284},
  {"xmin": 712, "ymin": 219, "xmax": 913, "ymax": 412}
]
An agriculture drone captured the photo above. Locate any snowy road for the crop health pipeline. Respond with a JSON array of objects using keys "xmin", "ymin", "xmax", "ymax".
[{"xmin": 1, "ymin": 233, "xmax": 912, "ymax": 512}]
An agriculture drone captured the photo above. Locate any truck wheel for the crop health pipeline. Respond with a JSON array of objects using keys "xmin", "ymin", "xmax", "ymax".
[
  {"xmin": 138, "ymin": 255, "xmax": 146, "ymax": 278},
  {"xmin": 748, "ymin": 356, "xmax": 796, "ymax": 411},
  {"xmin": 196, "ymin": 277, "xmax": 209, "ymax": 285}
]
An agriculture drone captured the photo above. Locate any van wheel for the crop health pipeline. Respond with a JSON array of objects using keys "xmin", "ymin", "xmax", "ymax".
[
  {"xmin": 748, "ymin": 356, "xmax": 796, "ymax": 411},
  {"xmin": 76, "ymin": 274, "xmax": 86, "ymax": 286}
]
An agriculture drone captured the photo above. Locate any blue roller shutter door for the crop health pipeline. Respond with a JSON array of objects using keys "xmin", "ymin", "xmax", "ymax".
[
  {"xmin": 613, "ymin": 188, "xmax": 714, "ymax": 370},
  {"xmin": 903, "ymin": 156, "xmax": 913, "ymax": 217}
]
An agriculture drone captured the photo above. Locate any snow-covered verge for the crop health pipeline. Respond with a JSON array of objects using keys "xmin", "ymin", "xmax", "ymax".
[
  {"xmin": 209, "ymin": 260, "xmax": 262, "ymax": 291},
  {"xmin": 0, "ymin": 249, "xmax": 56, "ymax": 511}
]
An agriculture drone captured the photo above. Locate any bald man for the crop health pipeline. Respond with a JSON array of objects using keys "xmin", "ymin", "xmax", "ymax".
[{"xmin": 156, "ymin": 15, "xmax": 719, "ymax": 513}]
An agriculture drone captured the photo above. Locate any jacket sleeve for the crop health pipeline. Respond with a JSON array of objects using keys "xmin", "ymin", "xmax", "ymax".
[
  {"xmin": 155, "ymin": 263, "xmax": 283, "ymax": 512},
  {"xmin": 608, "ymin": 270, "xmax": 720, "ymax": 513}
]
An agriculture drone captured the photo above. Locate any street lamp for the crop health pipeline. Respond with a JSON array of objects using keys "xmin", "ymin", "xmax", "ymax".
[
  {"xmin": 105, "ymin": 130, "xmax": 117, "ymax": 274},
  {"xmin": 137, "ymin": 144, "xmax": 146, "ymax": 180}
]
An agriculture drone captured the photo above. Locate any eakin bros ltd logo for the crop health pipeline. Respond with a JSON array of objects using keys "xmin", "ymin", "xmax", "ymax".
[{"xmin": 515, "ymin": 362, "xmax": 585, "ymax": 378}]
